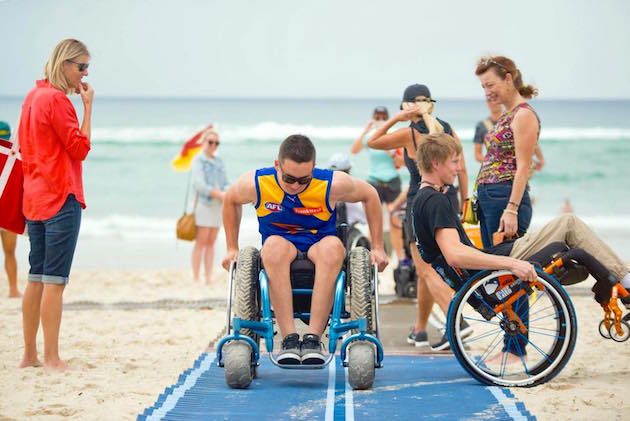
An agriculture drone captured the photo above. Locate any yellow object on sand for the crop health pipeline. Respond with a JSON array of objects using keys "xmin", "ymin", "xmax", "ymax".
[{"xmin": 463, "ymin": 223, "xmax": 483, "ymax": 249}]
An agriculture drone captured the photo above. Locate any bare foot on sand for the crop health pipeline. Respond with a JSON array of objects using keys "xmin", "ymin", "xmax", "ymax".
[
  {"xmin": 485, "ymin": 351, "xmax": 526, "ymax": 367},
  {"xmin": 9, "ymin": 290, "xmax": 23, "ymax": 298},
  {"xmin": 19, "ymin": 357, "xmax": 43, "ymax": 368},
  {"xmin": 44, "ymin": 359, "xmax": 71, "ymax": 373}
]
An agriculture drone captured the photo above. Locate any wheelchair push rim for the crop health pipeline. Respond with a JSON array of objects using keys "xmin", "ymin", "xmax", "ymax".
[{"xmin": 449, "ymin": 270, "xmax": 577, "ymax": 387}]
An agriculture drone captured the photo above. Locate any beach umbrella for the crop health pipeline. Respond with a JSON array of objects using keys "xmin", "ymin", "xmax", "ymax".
[{"xmin": 171, "ymin": 124, "xmax": 213, "ymax": 172}]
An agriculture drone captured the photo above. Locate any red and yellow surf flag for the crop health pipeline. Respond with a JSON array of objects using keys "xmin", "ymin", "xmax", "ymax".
[{"xmin": 171, "ymin": 124, "xmax": 213, "ymax": 172}]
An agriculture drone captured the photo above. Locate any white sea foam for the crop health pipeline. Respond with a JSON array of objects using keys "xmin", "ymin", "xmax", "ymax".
[
  {"xmin": 79, "ymin": 214, "xmax": 262, "ymax": 242},
  {"xmin": 92, "ymin": 123, "xmax": 630, "ymax": 144},
  {"xmin": 78, "ymin": 213, "xmax": 630, "ymax": 241}
]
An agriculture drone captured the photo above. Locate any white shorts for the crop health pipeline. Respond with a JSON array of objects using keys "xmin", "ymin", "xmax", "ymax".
[{"xmin": 195, "ymin": 200, "xmax": 222, "ymax": 228}]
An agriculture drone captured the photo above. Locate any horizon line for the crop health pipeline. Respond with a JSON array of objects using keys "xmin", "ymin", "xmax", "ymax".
[{"xmin": 2, "ymin": 95, "xmax": 630, "ymax": 102}]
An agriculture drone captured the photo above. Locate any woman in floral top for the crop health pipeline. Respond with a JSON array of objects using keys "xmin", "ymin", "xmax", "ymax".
[{"xmin": 475, "ymin": 56, "xmax": 541, "ymax": 248}]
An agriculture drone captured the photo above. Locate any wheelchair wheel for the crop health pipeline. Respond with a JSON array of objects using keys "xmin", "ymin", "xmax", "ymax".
[
  {"xmin": 348, "ymin": 247, "xmax": 374, "ymax": 333},
  {"xmin": 610, "ymin": 320, "xmax": 630, "ymax": 342},
  {"xmin": 224, "ymin": 341, "xmax": 254, "ymax": 389},
  {"xmin": 598, "ymin": 320, "xmax": 612, "ymax": 339},
  {"xmin": 347, "ymin": 341, "xmax": 375, "ymax": 390},
  {"xmin": 448, "ymin": 270, "xmax": 577, "ymax": 387},
  {"xmin": 234, "ymin": 247, "xmax": 261, "ymax": 347}
]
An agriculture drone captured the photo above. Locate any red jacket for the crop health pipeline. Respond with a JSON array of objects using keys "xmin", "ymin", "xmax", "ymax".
[{"xmin": 19, "ymin": 80, "xmax": 90, "ymax": 220}]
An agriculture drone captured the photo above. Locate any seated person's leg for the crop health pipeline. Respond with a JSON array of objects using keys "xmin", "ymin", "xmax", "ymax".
[
  {"xmin": 510, "ymin": 214, "xmax": 628, "ymax": 283},
  {"xmin": 409, "ymin": 245, "xmax": 434, "ymax": 346},
  {"xmin": 260, "ymin": 235, "xmax": 300, "ymax": 364},
  {"xmin": 303, "ymin": 235, "xmax": 345, "ymax": 364}
]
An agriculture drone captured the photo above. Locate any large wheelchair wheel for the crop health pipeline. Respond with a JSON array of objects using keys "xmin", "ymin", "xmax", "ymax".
[
  {"xmin": 225, "ymin": 246, "xmax": 260, "ymax": 388},
  {"xmin": 447, "ymin": 270, "xmax": 577, "ymax": 387},
  {"xmin": 348, "ymin": 247, "xmax": 374, "ymax": 333},
  {"xmin": 347, "ymin": 247, "xmax": 376, "ymax": 389}
]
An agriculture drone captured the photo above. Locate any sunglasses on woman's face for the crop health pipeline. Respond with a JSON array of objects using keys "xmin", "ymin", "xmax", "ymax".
[
  {"xmin": 279, "ymin": 164, "xmax": 313, "ymax": 185},
  {"xmin": 67, "ymin": 60, "xmax": 89, "ymax": 72}
]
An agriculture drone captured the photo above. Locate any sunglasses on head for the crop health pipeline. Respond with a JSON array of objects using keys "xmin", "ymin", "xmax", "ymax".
[
  {"xmin": 279, "ymin": 164, "xmax": 313, "ymax": 185},
  {"xmin": 67, "ymin": 60, "xmax": 89, "ymax": 72},
  {"xmin": 481, "ymin": 58, "xmax": 510, "ymax": 73}
]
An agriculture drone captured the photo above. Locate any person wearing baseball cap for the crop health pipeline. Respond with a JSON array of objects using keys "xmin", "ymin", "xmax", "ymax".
[
  {"xmin": 367, "ymin": 83, "xmax": 471, "ymax": 351},
  {"xmin": 0, "ymin": 120, "xmax": 21, "ymax": 299}
]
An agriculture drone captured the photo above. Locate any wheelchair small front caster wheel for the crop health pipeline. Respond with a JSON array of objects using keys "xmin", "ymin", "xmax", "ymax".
[
  {"xmin": 609, "ymin": 320, "xmax": 630, "ymax": 343},
  {"xmin": 224, "ymin": 341, "xmax": 254, "ymax": 389},
  {"xmin": 347, "ymin": 342, "xmax": 375, "ymax": 390},
  {"xmin": 598, "ymin": 320, "xmax": 612, "ymax": 339}
]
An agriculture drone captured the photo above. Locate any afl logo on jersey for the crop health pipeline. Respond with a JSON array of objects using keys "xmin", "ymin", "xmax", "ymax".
[{"xmin": 265, "ymin": 202, "xmax": 283, "ymax": 212}]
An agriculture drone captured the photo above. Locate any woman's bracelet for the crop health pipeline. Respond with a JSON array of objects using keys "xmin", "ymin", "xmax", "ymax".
[{"xmin": 503, "ymin": 208, "xmax": 518, "ymax": 216}]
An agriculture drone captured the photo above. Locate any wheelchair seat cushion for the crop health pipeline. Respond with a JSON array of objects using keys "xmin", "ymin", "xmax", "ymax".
[{"xmin": 290, "ymin": 252, "xmax": 316, "ymax": 289}]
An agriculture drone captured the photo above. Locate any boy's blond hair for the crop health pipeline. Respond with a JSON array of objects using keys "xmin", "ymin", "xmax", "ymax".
[{"xmin": 415, "ymin": 133, "xmax": 462, "ymax": 174}]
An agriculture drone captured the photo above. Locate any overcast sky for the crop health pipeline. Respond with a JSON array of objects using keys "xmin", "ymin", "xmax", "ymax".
[{"xmin": 1, "ymin": 0, "xmax": 629, "ymax": 99}]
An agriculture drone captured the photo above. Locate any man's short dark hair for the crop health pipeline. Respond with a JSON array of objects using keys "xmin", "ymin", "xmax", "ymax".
[{"xmin": 278, "ymin": 134, "xmax": 316, "ymax": 164}]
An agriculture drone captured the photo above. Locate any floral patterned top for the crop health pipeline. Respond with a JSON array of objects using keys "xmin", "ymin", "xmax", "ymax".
[{"xmin": 476, "ymin": 103, "xmax": 540, "ymax": 185}]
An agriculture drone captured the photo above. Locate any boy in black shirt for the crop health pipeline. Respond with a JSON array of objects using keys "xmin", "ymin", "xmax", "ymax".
[{"xmin": 411, "ymin": 133, "xmax": 630, "ymax": 358}]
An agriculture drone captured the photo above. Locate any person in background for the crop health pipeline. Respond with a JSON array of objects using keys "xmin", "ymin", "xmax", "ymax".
[
  {"xmin": 474, "ymin": 99, "xmax": 545, "ymax": 168},
  {"xmin": 473, "ymin": 99, "xmax": 503, "ymax": 163},
  {"xmin": 475, "ymin": 55, "xmax": 540, "ymax": 248},
  {"xmin": 475, "ymin": 55, "xmax": 541, "ymax": 356},
  {"xmin": 328, "ymin": 153, "xmax": 367, "ymax": 226},
  {"xmin": 19, "ymin": 39, "xmax": 93, "ymax": 372},
  {"xmin": 351, "ymin": 106, "xmax": 404, "ymax": 261},
  {"xmin": 0, "ymin": 121, "xmax": 21, "ymax": 298},
  {"xmin": 191, "ymin": 128, "xmax": 228, "ymax": 284},
  {"xmin": 368, "ymin": 84, "xmax": 471, "ymax": 350}
]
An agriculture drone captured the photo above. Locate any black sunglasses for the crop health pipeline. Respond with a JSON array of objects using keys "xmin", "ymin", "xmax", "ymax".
[
  {"xmin": 279, "ymin": 164, "xmax": 313, "ymax": 185},
  {"xmin": 67, "ymin": 60, "xmax": 89, "ymax": 72}
]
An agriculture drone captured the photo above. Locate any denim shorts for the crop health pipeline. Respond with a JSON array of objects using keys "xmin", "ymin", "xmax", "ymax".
[
  {"xmin": 27, "ymin": 194, "xmax": 82, "ymax": 285},
  {"xmin": 477, "ymin": 182, "xmax": 532, "ymax": 250}
]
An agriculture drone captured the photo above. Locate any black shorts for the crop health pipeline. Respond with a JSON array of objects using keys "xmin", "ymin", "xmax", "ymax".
[{"xmin": 368, "ymin": 176, "xmax": 402, "ymax": 204}]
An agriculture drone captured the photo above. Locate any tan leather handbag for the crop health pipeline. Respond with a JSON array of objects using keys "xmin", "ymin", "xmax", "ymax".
[
  {"xmin": 176, "ymin": 213, "xmax": 196, "ymax": 241},
  {"xmin": 176, "ymin": 175, "xmax": 198, "ymax": 241}
]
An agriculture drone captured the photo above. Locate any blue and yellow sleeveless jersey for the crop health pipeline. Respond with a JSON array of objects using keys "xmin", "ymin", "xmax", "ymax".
[{"xmin": 254, "ymin": 167, "xmax": 337, "ymax": 252}]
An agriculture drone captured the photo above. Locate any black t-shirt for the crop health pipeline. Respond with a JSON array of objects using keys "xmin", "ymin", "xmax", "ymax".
[{"xmin": 411, "ymin": 186, "xmax": 514, "ymax": 289}]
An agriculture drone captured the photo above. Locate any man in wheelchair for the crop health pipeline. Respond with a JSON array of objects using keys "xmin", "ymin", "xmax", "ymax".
[
  {"xmin": 222, "ymin": 134, "xmax": 388, "ymax": 365},
  {"xmin": 411, "ymin": 133, "xmax": 630, "ymax": 359}
]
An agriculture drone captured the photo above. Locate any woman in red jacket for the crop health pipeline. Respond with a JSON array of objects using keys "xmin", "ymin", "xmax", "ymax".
[{"xmin": 18, "ymin": 39, "xmax": 94, "ymax": 372}]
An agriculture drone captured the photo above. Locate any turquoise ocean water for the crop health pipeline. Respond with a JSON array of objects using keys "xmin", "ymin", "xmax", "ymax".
[{"xmin": 1, "ymin": 97, "xmax": 629, "ymax": 268}]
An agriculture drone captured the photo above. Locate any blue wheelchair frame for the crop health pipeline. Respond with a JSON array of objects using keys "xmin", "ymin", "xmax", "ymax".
[{"xmin": 216, "ymin": 260, "xmax": 385, "ymax": 370}]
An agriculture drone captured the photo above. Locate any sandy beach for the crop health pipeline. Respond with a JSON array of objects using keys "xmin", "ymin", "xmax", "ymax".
[{"xmin": 0, "ymin": 267, "xmax": 628, "ymax": 420}]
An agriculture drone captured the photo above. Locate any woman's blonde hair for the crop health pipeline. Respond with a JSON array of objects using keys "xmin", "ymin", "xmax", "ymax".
[
  {"xmin": 200, "ymin": 128, "xmax": 219, "ymax": 143},
  {"xmin": 44, "ymin": 39, "xmax": 90, "ymax": 93},
  {"xmin": 415, "ymin": 133, "xmax": 462, "ymax": 174}
]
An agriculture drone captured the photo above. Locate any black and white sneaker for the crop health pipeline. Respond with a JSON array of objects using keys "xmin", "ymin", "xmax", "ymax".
[
  {"xmin": 406, "ymin": 329, "xmax": 429, "ymax": 347},
  {"xmin": 460, "ymin": 320, "xmax": 474, "ymax": 339},
  {"xmin": 277, "ymin": 333, "xmax": 301, "ymax": 365},
  {"xmin": 301, "ymin": 334, "xmax": 326, "ymax": 365},
  {"xmin": 430, "ymin": 332, "xmax": 451, "ymax": 351},
  {"xmin": 431, "ymin": 320, "xmax": 473, "ymax": 351}
]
